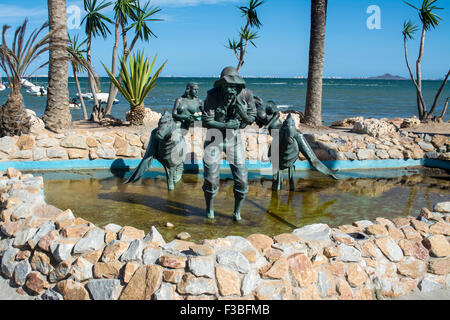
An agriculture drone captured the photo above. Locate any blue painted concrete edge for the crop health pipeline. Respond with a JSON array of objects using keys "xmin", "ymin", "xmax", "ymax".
[{"xmin": 0, "ymin": 158, "xmax": 448, "ymax": 172}]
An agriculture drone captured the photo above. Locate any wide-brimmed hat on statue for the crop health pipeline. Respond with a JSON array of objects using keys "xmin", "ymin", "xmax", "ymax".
[{"xmin": 214, "ymin": 66, "xmax": 246, "ymax": 88}]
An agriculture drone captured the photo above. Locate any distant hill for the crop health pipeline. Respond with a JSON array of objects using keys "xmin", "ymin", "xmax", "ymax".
[{"xmin": 366, "ymin": 73, "xmax": 407, "ymax": 80}]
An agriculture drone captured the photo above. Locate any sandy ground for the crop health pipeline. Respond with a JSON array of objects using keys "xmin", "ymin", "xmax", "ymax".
[
  {"xmin": 0, "ymin": 277, "xmax": 34, "ymax": 300},
  {"xmin": 402, "ymin": 122, "xmax": 450, "ymax": 135},
  {"xmin": 392, "ymin": 288, "xmax": 450, "ymax": 300}
]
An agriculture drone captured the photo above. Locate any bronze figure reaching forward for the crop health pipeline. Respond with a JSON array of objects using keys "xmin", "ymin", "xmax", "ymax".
[{"xmin": 202, "ymin": 67, "xmax": 257, "ymax": 221}]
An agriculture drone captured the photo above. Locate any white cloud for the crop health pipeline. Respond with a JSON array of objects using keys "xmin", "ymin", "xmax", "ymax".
[
  {"xmin": 150, "ymin": 0, "xmax": 242, "ymax": 7},
  {"xmin": 0, "ymin": 4, "xmax": 47, "ymax": 19}
]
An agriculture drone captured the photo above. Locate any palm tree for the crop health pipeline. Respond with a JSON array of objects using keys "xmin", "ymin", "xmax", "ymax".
[
  {"xmin": 68, "ymin": 34, "xmax": 89, "ymax": 120},
  {"xmin": 104, "ymin": 0, "xmax": 162, "ymax": 116},
  {"xmin": 403, "ymin": 0, "xmax": 448, "ymax": 121},
  {"xmin": 0, "ymin": 20, "xmax": 51, "ymax": 137},
  {"xmin": 226, "ymin": 0, "xmax": 264, "ymax": 72},
  {"xmin": 103, "ymin": 50, "xmax": 166, "ymax": 125},
  {"xmin": 104, "ymin": 0, "xmax": 136, "ymax": 116},
  {"xmin": 81, "ymin": 0, "xmax": 113, "ymax": 121},
  {"xmin": 304, "ymin": 0, "xmax": 328, "ymax": 127},
  {"xmin": 42, "ymin": 0, "xmax": 72, "ymax": 132}
]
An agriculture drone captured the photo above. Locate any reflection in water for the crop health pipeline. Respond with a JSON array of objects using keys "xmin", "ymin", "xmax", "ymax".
[
  {"xmin": 42, "ymin": 169, "xmax": 450, "ymax": 243},
  {"xmin": 300, "ymin": 192, "xmax": 336, "ymax": 226},
  {"xmin": 403, "ymin": 186, "xmax": 418, "ymax": 216}
]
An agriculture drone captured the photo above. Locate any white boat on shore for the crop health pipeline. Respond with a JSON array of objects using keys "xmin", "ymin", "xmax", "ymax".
[
  {"xmin": 21, "ymin": 78, "xmax": 35, "ymax": 88},
  {"xmin": 76, "ymin": 92, "xmax": 119, "ymax": 104},
  {"xmin": 0, "ymin": 76, "xmax": 6, "ymax": 91},
  {"xmin": 69, "ymin": 102, "xmax": 81, "ymax": 109},
  {"xmin": 21, "ymin": 79, "xmax": 47, "ymax": 96},
  {"xmin": 26, "ymin": 85, "xmax": 47, "ymax": 96}
]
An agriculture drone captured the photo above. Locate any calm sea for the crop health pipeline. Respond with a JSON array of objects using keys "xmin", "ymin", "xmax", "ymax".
[{"xmin": 1, "ymin": 77, "xmax": 448, "ymax": 125}]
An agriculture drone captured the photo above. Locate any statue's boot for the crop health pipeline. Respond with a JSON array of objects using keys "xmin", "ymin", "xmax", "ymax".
[
  {"xmin": 165, "ymin": 167, "xmax": 175, "ymax": 191},
  {"xmin": 205, "ymin": 192, "xmax": 215, "ymax": 220},
  {"xmin": 272, "ymin": 170, "xmax": 283, "ymax": 191},
  {"xmin": 288, "ymin": 166, "xmax": 295, "ymax": 191},
  {"xmin": 233, "ymin": 192, "xmax": 246, "ymax": 222},
  {"xmin": 174, "ymin": 163, "xmax": 183, "ymax": 184}
]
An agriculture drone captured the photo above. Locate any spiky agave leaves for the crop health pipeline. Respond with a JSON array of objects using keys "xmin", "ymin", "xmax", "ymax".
[{"xmin": 103, "ymin": 49, "xmax": 166, "ymax": 125}]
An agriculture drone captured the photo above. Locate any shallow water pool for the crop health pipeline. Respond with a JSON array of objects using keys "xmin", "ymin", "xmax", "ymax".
[{"xmin": 36, "ymin": 167, "xmax": 450, "ymax": 243}]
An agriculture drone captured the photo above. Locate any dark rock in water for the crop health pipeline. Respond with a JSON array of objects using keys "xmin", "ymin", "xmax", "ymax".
[{"xmin": 348, "ymin": 232, "xmax": 369, "ymax": 241}]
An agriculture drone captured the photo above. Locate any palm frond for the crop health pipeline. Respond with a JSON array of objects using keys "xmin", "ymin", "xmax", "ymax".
[
  {"xmin": 240, "ymin": 0, "xmax": 264, "ymax": 28},
  {"xmin": 114, "ymin": 0, "xmax": 136, "ymax": 25},
  {"xmin": 404, "ymin": 0, "xmax": 444, "ymax": 30},
  {"xmin": 0, "ymin": 20, "xmax": 51, "ymax": 85},
  {"xmin": 126, "ymin": 0, "xmax": 162, "ymax": 41},
  {"xmin": 82, "ymin": 0, "xmax": 113, "ymax": 39},
  {"xmin": 402, "ymin": 20, "xmax": 419, "ymax": 40}
]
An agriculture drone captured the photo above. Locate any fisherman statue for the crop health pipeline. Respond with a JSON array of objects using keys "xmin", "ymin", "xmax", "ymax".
[{"xmin": 202, "ymin": 67, "xmax": 257, "ymax": 221}]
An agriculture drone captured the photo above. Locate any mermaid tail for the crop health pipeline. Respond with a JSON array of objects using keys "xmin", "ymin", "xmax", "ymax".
[
  {"xmin": 294, "ymin": 133, "xmax": 339, "ymax": 180},
  {"xmin": 124, "ymin": 129, "xmax": 159, "ymax": 184}
]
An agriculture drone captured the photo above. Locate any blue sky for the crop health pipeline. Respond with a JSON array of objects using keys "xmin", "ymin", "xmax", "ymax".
[{"xmin": 0, "ymin": 0, "xmax": 449, "ymax": 78}]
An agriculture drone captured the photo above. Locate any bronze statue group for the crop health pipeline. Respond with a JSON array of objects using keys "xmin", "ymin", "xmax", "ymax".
[{"xmin": 125, "ymin": 67, "xmax": 337, "ymax": 222}]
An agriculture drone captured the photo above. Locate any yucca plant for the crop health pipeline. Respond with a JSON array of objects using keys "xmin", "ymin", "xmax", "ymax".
[
  {"xmin": 0, "ymin": 19, "xmax": 52, "ymax": 137},
  {"xmin": 67, "ymin": 34, "xmax": 93, "ymax": 120},
  {"xmin": 226, "ymin": 0, "xmax": 264, "ymax": 72},
  {"xmin": 105, "ymin": 0, "xmax": 163, "ymax": 116},
  {"xmin": 105, "ymin": 0, "xmax": 162, "ymax": 114},
  {"xmin": 81, "ymin": 0, "xmax": 113, "ymax": 120},
  {"xmin": 104, "ymin": 0, "xmax": 136, "ymax": 115},
  {"xmin": 402, "ymin": 0, "xmax": 448, "ymax": 121},
  {"xmin": 103, "ymin": 50, "xmax": 166, "ymax": 125}
]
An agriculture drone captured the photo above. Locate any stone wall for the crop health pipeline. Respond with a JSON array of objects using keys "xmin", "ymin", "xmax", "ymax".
[
  {"xmin": 0, "ymin": 168, "xmax": 449, "ymax": 300},
  {"xmin": 0, "ymin": 123, "xmax": 449, "ymax": 164}
]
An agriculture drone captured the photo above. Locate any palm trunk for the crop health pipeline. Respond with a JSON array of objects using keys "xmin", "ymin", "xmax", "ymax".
[
  {"xmin": 73, "ymin": 65, "xmax": 88, "ymax": 120},
  {"xmin": 42, "ymin": 0, "xmax": 72, "ymax": 132},
  {"xmin": 416, "ymin": 27, "xmax": 426, "ymax": 119},
  {"xmin": 425, "ymin": 69, "xmax": 450, "ymax": 119},
  {"xmin": 105, "ymin": 15, "xmax": 121, "ymax": 116},
  {"xmin": 0, "ymin": 84, "xmax": 31, "ymax": 137},
  {"xmin": 440, "ymin": 98, "xmax": 449, "ymax": 119},
  {"xmin": 236, "ymin": 20, "xmax": 251, "ymax": 72},
  {"xmin": 126, "ymin": 103, "xmax": 146, "ymax": 125},
  {"xmin": 304, "ymin": 0, "xmax": 328, "ymax": 127},
  {"xmin": 404, "ymin": 37, "xmax": 427, "ymax": 116},
  {"xmin": 122, "ymin": 20, "xmax": 128, "ymax": 57},
  {"xmin": 86, "ymin": 33, "xmax": 101, "ymax": 121}
]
